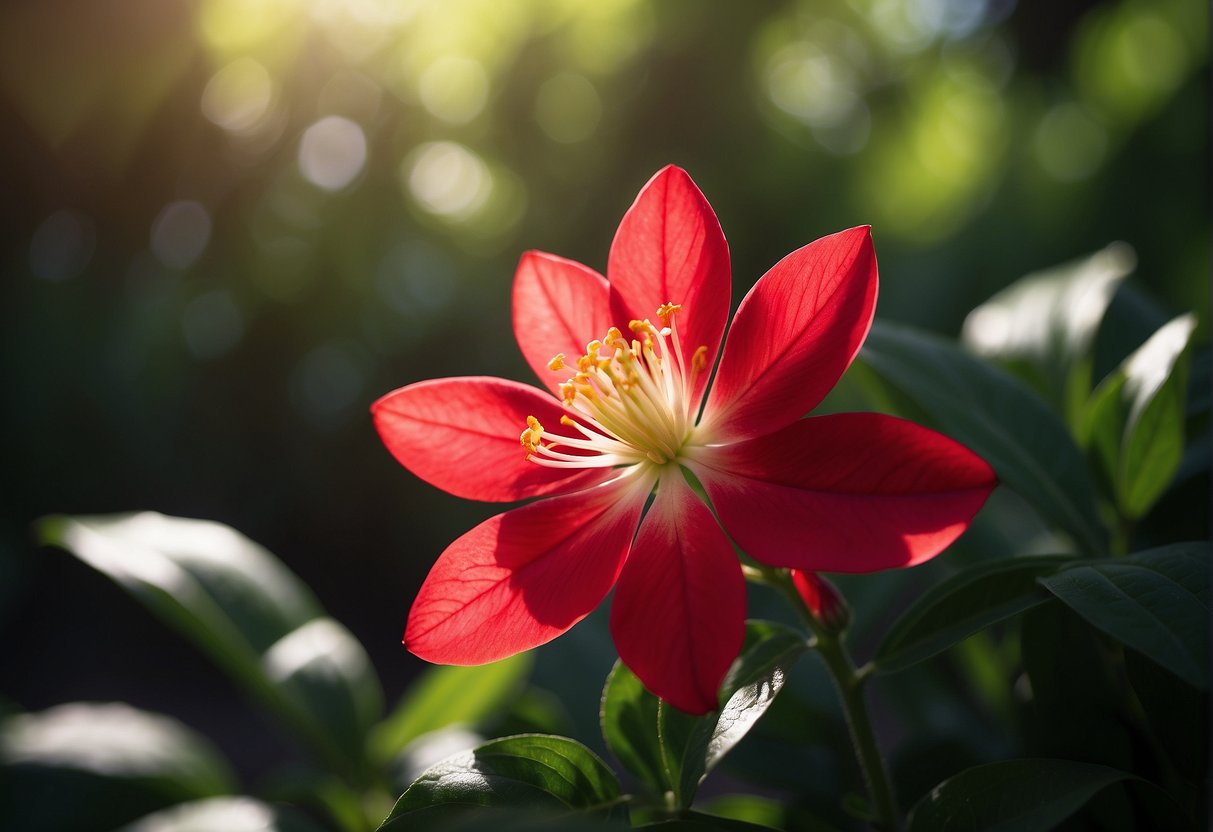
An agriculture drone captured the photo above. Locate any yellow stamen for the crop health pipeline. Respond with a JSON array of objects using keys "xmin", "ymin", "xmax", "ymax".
[
  {"xmin": 657, "ymin": 302, "xmax": 682, "ymax": 323},
  {"xmin": 692, "ymin": 345, "xmax": 709, "ymax": 373},
  {"xmin": 519, "ymin": 415, "xmax": 544, "ymax": 456},
  {"xmin": 560, "ymin": 415, "xmax": 576, "ymax": 427},
  {"xmin": 548, "ymin": 353, "xmax": 565, "ymax": 372}
]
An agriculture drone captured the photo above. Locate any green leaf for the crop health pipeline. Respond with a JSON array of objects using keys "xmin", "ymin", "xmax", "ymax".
[
  {"xmin": 874, "ymin": 556, "xmax": 1068, "ymax": 674},
  {"xmin": 1038, "ymin": 542, "xmax": 1210, "ymax": 688},
  {"xmin": 370, "ymin": 653, "xmax": 532, "ymax": 765},
  {"xmin": 906, "ymin": 758, "xmax": 1135, "ymax": 831},
  {"xmin": 0, "ymin": 703, "xmax": 234, "ymax": 832},
  {"xmin": 37, "ymin": 512, "xmax": 384, "ymax": 775},
  {"xmin": 601, "ymin": 622, "xmax": 806, "ymax": 808},
  {"xmin": 1081, "ymin": 313, "xmax": 1197, "ymax": 518},
  {"xmin": 380, "ymin": 734, "xmax": 622, "ymax": 830},
  {"xmin": 676, "ymin": 621, "xmax": 808, "ymax": 803},
  {"xmin": 860, "ymin": 321, "xmax": 1105, "ymax": 554},
  {"xmin": 119, "ymin": 797, "xmax": 328, "ymax": 832},
  {"xmin": 636, "ymin": 811, "xmax": 781, "ymax": 831},
  {"xmin": 961, "ymin": 243, "xmax": 1135, "ymax": 426}
]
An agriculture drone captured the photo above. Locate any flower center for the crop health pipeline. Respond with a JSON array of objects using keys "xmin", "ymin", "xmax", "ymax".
[{"xmin": 521, "ymin": 304, "xmax": 709, "ymax": 470}]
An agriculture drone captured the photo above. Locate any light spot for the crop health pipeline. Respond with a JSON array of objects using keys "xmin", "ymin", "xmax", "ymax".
[
  {"xmin": 200, "ymin": 58, "xmax": 274, "ymax": 133},
  {"xmin": 150, "ymin": 201, "xmax": 212, "ymax": 270},
  {"xmin": 405, "ymin": 142, "xmax": 492, "ymax": 220},
  {"xmin": 298, "ymin": 116, "xmax": 367, "ymax": 192},
  {"xmin": 1034, "ymin": 102, "xmax": 1108, "ymax": 182},
  {"xmin": 418, "ymin": 56, "xmax": 489, "ymax": 125},
  {"xmin": 182, "ymin": 290, "xmax": 244, "ymax": 359},
  {"xmin": 535, "ymin": 72, "xmax": 602, "ymax": 144},
  {"xmin": 29, "ymin": 210, "xmax": 95, "ymax": 281}
]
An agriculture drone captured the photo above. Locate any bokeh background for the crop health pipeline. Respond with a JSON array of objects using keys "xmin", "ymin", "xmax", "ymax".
[{"xmin": 1, "ymin": 0, "xmax": 1207, "ymax": 786}]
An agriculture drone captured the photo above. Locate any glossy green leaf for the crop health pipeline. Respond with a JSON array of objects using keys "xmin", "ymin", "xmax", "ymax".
[
  {"xmin": 38, "ymin": 512, "xmax": 384, "ymax": 774},
  {"xmin": 370, "ymin": 653, "xmax": 532, "ymax": 765},
  {"xmin": 676, "ymin": 621, "xmax": 808, "ymax": 803},
  {"xmin": 0, "ymin": 703, "xmax": 234, "ymax": 832},
  {"xmin": 119, "ymin": 797, "xmax": 328, "ymax": 832},
  {"xmin": 601, "ymin": 622, "xmax": 806, "ymax": 808},
  {"xmin": 380, "ymin": 734, "xmax": 622, "ymax": 830},
  {"xmin": 1038, "ymin": 542, "xmax": 1210, "ymax": 688},
  {"xmin": 907, "ymin": 759, "xmax": 1135, "ymax": 831},
  {"xmin": 874, "ymin": 556, "xmax": 1068, "ymax": 673},
  {"xmin": 636, "ymin": 811, "xmax": 781, "ymax": 831},
  {"xmin": 961, "ymin": 243, "xmax": 1135, "ymax": 425},
  {"xmin": 1082, "ymin": 313, "xmax": 1197, "ymax": 518},
  {"xmin": 600, "ymin": 660, "xmax": 681, "ymax": 797},
  {"xmin": 860, "ymin": 321, "xmax": 1105, "ymax": 554}
]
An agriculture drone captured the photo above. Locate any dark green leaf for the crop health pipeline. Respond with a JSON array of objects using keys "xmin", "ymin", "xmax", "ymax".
[
  {"xmin": 636, "ymin": 811, "xmax": 781, "ymax": 831},
  {"xmin": 677, "ymin": 621, "xmax": 808, "ymax": 802},
  {"xmin": 370, "ymin": 654, "xmax": 532, "ymax": 765},
  {"xmin": 874, "ymin": 556, "xmax": 1068, "ymax": 673},
  {"xmin": 1038, "ymin": 542, "xmax": 1210, "ymax": 688},
  {"xmin": 1082, "ymin": 313, "xmax": 1197, "ymax": 518},
  {"xmin": 37, "ymin": 512, "xmax": 384, "ymax": 774},
  {"xmin": 381, "ymin": 734, "xmax": 622, "ymax": 830},
  {"xmin": 906, "ymin": 759, "xmax": 1135, "ymax": 832},
  {"xmin": 860, "ymin": 321, "xmax": 1105, "ymax": 554},
  {"xmin": 961, "ymin": 243, "xmax": 1135, "ymax": 426},
  {"xmin": 601, "ymin": 660, "xmax": 673, "ymax": 797},
  {"xmin": 601, "ymin": 622, "xmax": 806, "ymax": 808},
  {"xmin": 0, "ymin": 703, "xmax": 234, "ymax": 832},
  {"xmin": 119, "ymin": 797, "xmax": 328, "ymax": 832},
  {"xmin": 1124, "ymin": 649, "xmax": 1208, "ymax": 785}
]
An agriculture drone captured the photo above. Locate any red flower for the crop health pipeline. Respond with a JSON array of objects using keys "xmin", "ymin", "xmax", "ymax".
[{"xmin": 373, "ymin": 166, "xmax": 996, "ymax": 714}]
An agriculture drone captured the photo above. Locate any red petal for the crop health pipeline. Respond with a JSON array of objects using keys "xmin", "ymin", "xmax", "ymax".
[
  {"xmin": 607, "ymin": 166, "xmax": 731, "ymax": 404},
  {"xmin": 688, "ymin": 413, "xmax": 996, "ymax": 573},
  {"xmin": 512, "ymin": 251, "xmax": 612, "ymax": 396},
  {"xmin": 372, "ymin": 377, "xmax": 608, "ymax": 502},
  {"xmin": 701, "ymin": 227, "xmax": 878, "ymax": 442},
  {"xmin": 405, "ymin": 472, "xmax": 652, "ymax": 664},
  {"xmin": 609, "ymin": 472, "xmax": 745, "ymax": 714}
]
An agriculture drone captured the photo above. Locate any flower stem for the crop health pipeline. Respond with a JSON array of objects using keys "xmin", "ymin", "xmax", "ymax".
[{"xmin": 762, "ymin": 567, "xmax": 900, "ymax": 831}]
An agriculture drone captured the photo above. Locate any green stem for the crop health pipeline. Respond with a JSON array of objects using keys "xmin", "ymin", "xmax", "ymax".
[{"xmin": 762, "ymin": 567, "xmax": 900, "ymax": 831}]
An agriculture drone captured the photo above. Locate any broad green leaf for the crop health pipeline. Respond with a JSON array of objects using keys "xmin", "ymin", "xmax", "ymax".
[
  {"xmin": 370, "ymin": 653, "xmax": 532, "ymax": 765},
  {"xmin": 874, "ymin": 556, "xmax": 1068, "ymax": 674},
  {"xmin": 1082, "ymin": 313, "xmax": 1197, "ymax": 518},
  {"xmin": 600, "ymin": 661, "xmax": 679, "ymax": 797},
  {"xmin": 906, "ymin": 759, "xmax": 1134, "ymax": 831},
  {"xmin": 38, "ymin": 512, "xmax": 384, "ymax": 775},
  {"xmin": 860, "ymin": 321, "xmax": 1105, "ymax": 554},
  {"xmin": 0, "ymin": 703, "xmax": 234, "ymax": 832},
  {"xmin": 119, "ymin": 796, "xmax": 327, "ymax": 832},
  {"xmin": 380, "ymin": 734, "xmax": 622, "ymax": 830},
  {"xmin": 1124, "ymin": 649, "xmax": 1208, "ymax": 785},
  {"xmin": 601, "ymin": 622, "xmax": 806, "ymax": 808},
  {"xmin": 962, "ymin": 243, "xmax": 1135, "ymax": 425},
  {"xmin": 1038, "ymin": 542, "xmax": 1209, "ymax": 688},
  {"xmin": 676, "ymin": 621, "xmax": 808, "ymax": 803}
]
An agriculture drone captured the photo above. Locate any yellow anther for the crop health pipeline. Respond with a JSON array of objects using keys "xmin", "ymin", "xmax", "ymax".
[
  {"xmin": 560, "ymin": 382, "xmax": 577, "ymax": 404},
  {"xmin": 560, "ymin": 415, "xmax": 576, "ymax": 427},
  {"xmin": 657, "ymin": 302, "xmax": 682, "ymax": 323},
  {"xmin": 629, "ymin": 319, "xmax": 653, "ymax": 335},
  {"xmin": 692, "ymin": 345, "xmax": 709, "ymax": 372},
  {"xmin": 605, "ymin": 326, "xmax": 624, "ymax": 345},
  {"xmin": 586, "ymin": 339, "xmax": 602, "ymax": 356},
  {"xmin": 519, "ymin": 416, "xmax": 545, "ymax": 456},
  {"xmin": 548, "ymin": 353, "xmax": 565, "ymax": 372}
]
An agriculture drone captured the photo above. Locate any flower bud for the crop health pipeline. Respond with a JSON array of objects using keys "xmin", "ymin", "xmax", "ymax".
[{"xmin": 790, "ymin": 570, "xmax": 851, "ymax": 634}]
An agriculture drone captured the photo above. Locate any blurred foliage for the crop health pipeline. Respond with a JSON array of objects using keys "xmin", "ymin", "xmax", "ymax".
[{"xmin": 0, "ymin": 0, "xmax": 1207, "ymax": 818}]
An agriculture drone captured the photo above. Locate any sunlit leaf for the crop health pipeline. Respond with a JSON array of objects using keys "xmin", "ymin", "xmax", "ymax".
[
  {"xmin": 38, "ymin": 512, "xmax": 383, "ymax": 775},
  {"xmin": 962, "ymin": 243, "xmax": 1135, "ymax": 425},
  {"xmin": 860, "ymin": 321, "xmax": 1105, "ymax": 554},
  {"xmin": 1039, "ymin": 542, "xmax": 1210, "ymax": 688},
  {"xmin": 874, "ymin": 556, "xmax": 1068, "ymax": 673},
  {"xmin": 380, "ymin": 734, "xmax": 623, "ymax": 831},
  {"xmin": 676, "ymin": 621, "xmax": 808, "ymax": 803},
  {"xmin": 601, "ymin": 621, "xmax": 806, "ymax": 808},
  {"xmin": 906, "ymin": 759, "xmax": 1135, "ymax": 831},
  {"xmin": 1081, "ymin": 313, "xmax": 1198, "ymax": 518},
  {"xmin": 0, "ymin": 703, "xmax": 233, "ymax": 832},
  {"xmin": 370, "ymin": 653, "xmax": 532, "ymax": 765},
  {"xmin": 119, "ymin": 796, "xmax": 327, "ymax": 832}
]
